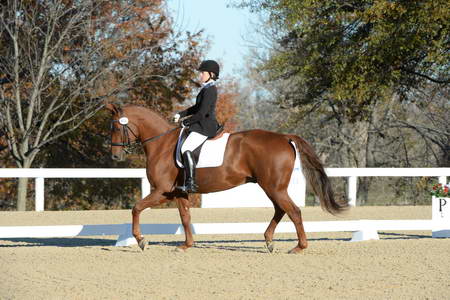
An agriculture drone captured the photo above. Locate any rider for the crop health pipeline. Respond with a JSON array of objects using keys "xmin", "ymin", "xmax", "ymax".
[{"xmin": 173, "ymin": 60, "xmax": 221, "ymax": 193}]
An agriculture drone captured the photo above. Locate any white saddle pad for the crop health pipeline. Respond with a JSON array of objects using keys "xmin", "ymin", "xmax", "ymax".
[{"xmin": 176, "ymin": 130, "xmax": 230, "ymax": 168}]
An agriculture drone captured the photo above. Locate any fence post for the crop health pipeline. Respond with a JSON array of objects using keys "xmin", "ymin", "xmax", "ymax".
[
  {"xmin": 35, "ymin": 177, "xmax": 45, "ymax": 212},
  {"xmin": 299, "ymin": 176, "xmax": 306, "ymax": 207},
  {"xmin": 439, "ymin": 176, "xmax": 447, "ymax": 186},
  {"xmin": 348, "ymin": 176, "xmax": 357, "ymax": 206},
  {"xmin": 141, "ymin": 177, "xmax": 151, "ymax": 199}
]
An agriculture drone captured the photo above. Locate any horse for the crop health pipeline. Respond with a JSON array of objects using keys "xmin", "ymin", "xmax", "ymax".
[{"xmin": 106, "ymin": 103, "xmax": 347, "ymax": 254}]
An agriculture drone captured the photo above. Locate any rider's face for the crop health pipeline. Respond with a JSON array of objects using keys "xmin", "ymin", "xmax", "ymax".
[{"xmin": 199, "ymin": 71, "xmax": 210, "ymax": 83}]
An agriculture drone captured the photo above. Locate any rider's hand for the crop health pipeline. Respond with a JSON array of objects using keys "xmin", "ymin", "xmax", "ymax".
[
  {"xmin": 181, "ymin": 119, "xmax": 189, "ymax": 128},
  {"xmin": 173, "ymin": 113, "xmax": 180, "ymax": 123}
]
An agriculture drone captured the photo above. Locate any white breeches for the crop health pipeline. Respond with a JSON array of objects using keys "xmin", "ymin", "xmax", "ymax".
[{"xmin": 181, "ymin": 131, "xmax": 208, "ymax": 153}]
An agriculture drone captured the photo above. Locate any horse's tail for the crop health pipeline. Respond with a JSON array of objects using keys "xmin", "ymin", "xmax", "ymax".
[{"xmin": 290, "ymin": 136, "xmax": 348, "ymax": 215}]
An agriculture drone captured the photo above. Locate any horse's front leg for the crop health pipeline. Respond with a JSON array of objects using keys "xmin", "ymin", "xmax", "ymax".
[
  {"xmin": 175, "ymin": 196, "xmax": 194, "ymax": 251},
  {"xmin": 132, "ymin": 191, "xmax": 168, "ymax": 251}
]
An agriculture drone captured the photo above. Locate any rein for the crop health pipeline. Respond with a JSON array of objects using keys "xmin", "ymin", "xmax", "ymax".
[{"xmin": 141, "ymin": 127, "xmax": 179, "ymax": 144}]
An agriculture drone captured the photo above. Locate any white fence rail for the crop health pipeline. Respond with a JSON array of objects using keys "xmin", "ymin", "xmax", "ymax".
[
  {"xmin": 0, "ymin": 169, "xmax": 150, "ymax": 211},
  {"xmin": 0, "ymin": 168, "xmax": 448, "ymax": 211},
  {"xmin": 1, "ymin": 168, "xmax": 449, "ymax": 245}
]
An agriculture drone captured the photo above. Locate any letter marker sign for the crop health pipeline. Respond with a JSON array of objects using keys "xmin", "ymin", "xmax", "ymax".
[{"xmin": 432, "ymin": 196, "xmax": 450, "ymax": 238}]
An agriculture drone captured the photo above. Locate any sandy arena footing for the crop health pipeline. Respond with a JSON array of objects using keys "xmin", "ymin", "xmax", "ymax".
[{"xmin": 1, "ymin": 206, "xmax": 449, "ymax": 299}]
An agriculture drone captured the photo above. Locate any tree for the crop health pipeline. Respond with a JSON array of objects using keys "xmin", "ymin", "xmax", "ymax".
[
  {"xmin": 392, "ymin": 86, "xmax": 449, "ymax": 167},
  {"xmin": 0, "ymin": 0, "xmax": 206, "ymax": 210},
  {"xmin": 233, "ymin": 0, "xmax": 449, "ymax": 204},
  {"xmin": 236, "ymin": 0, "xmax": 449, "ymax": 120},
  {"xmin": 216, "ymin": 78, "xmax": 240, "ymax": 132},
  {"xmin": 236, "ymin": 51, "xmax": 446, "ymax": 204}
]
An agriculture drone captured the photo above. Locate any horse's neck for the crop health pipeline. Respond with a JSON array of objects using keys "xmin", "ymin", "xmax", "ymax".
[
  {"xmin": 141, "ymin": 120, "xmax": 172, "ymax": 137},
  {"xmin": 137, "ymin": 109, "xmax": 173, "ymax": 139},
  {"xmin": 141, "ymin": 125, "xmax": 179, "ymax": 163}
]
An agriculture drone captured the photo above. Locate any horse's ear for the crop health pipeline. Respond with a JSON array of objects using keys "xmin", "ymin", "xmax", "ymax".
[{"xmin": 105, "ymin": 102, "xmax": 119, "ymax": 114}]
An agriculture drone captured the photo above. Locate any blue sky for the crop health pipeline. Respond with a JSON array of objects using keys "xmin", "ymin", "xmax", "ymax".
[{"xmin": 167, "ymin": 0, "xmax": 254, "ymax": 78}]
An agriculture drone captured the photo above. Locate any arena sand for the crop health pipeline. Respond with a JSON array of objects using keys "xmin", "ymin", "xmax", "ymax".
[{"xmin": 1, "ymin": 206, "xmax": 449, "ymax": 299}]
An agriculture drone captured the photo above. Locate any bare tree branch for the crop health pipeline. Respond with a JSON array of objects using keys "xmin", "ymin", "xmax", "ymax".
[{"xmin": 400, "ymin": 67, "xmax": 450, "ymax": 84}]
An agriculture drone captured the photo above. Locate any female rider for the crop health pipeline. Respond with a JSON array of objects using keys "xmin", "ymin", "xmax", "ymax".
[{"xmin": 173, "ymin": 60, "xmax": 221, "ymax": 193}]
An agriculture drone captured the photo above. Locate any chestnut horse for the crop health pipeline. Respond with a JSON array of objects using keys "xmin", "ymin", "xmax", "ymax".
[{"xmin": 106, "ymin": 103, "xmax": 347, "ymax": 254}]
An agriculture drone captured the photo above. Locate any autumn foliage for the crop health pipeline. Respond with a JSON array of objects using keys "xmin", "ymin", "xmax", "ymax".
[
  {"xmin": 216, "ymin": 79, "xmax": 240, "ymax": 132},
  {"xmin": 0, "ymin": 0, "xmax": 228, "ymax": 210}
]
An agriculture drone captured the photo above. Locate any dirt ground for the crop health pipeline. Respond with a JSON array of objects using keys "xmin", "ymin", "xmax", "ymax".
[{"xmin": 1, "ymin": 206, "xmax": 449, "ymax": 300}]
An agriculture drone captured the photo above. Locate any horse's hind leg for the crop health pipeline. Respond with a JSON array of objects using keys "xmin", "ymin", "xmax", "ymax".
[
  {"xmin": 266, "ymin": 190, "xmax": 308, "ymax": 254},
  {"xmin": 264, "ymin": 203, "xmax": 285, "ymax": 253},
  {"xmin": 175, "ymin": 196, "xmax": 194, "ymax": 251}
]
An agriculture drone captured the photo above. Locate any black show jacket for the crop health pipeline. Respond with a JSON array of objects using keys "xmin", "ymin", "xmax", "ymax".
[{"xmin": 179, "ymin": 83, "xmax": 219, "ymax": 138}]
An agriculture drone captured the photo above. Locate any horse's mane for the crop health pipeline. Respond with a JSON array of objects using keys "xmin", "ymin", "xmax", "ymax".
[{"xmin": 123, "ymin": 104, "xmax": 171, "ymax": 128}]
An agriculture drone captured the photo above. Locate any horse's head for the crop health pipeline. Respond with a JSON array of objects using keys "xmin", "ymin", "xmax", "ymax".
[{"xmin": 105, "ymin": 103, "xmax": 141, "ymax": 161}]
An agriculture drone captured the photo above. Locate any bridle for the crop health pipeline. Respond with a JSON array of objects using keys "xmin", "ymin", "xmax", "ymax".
[
  {"xmin": 110, "ymin": 114, "xmax": 179, "ymax": 152},
  {"xmin": 110, "ymin": 117, "xmax": 140, "ymax": 149}
]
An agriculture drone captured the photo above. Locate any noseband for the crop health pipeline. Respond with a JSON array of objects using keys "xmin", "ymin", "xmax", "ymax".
[{"xmin": 110, "ymin": 114, "xmax": 179, "ymax": 152}]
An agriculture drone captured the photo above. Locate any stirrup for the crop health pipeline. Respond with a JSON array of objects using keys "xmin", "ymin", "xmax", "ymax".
[
  {"xmin": 175, "ymin": 181, "xmax": 198, "ymax": 193},
  {"xmin": 175, "ymin": 185, "xmax": 189, "ymax": 193},
  {"xmin": 186, "ymin": 181, "xmax": 198, "ymax": 193}
]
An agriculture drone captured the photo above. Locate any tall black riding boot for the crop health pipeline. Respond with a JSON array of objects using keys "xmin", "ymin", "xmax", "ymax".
[{"xmin": 177, "ymin": 151, "xmax": 198, "ymax": 193}]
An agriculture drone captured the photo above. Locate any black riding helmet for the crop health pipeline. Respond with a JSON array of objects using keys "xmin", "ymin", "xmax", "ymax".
[{"xmin": 198, "ymin": 60, "xmax": 220, "ymax": 79}]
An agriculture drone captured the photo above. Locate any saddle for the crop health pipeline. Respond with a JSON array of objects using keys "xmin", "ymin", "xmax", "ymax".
[
  {"xmin": 175, "ymin": 126, "xmax": 230, "ymax": 168},
  {"xmin": 208, "ymin": 125, "xmax": 225, "ymax": 140}
]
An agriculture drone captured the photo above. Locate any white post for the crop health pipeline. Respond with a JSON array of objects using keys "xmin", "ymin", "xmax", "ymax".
[
  {"xmin": 141, "ymin": 177, "xmax": 151, "ymax": 199},
  {"xmin": 439, "ymin": 176, "xmax": 447, "ymax": 186},
  {"xmin": 35, "ymin": 177, "xmax": 45, "ymax": 212},
  {"xmin": 348, "ymin": 176, "xmax": 357, "ymax": 206},
  {"xmin": 287, "ymin": 150, "xmax": 305, "ymax": 207},
  {"xmin": 299, "ymin": 177, "xmax": 306, "ymax": 207}
]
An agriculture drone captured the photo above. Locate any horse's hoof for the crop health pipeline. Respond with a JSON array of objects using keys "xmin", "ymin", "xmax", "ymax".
[
  {"xmin": 288, "ymin": 247, "xmax": 304, "ymax": 254},
  {"xmin": 174, "ymin": 245, "xmax": 189, "ymax": 252},
  {"xmin": 265, "ymin": 241, "xmax": 274, "ymax": 253},
  {"xmin": 138, "ymin": 237, "xmax": 147, "ymax": 252}
]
